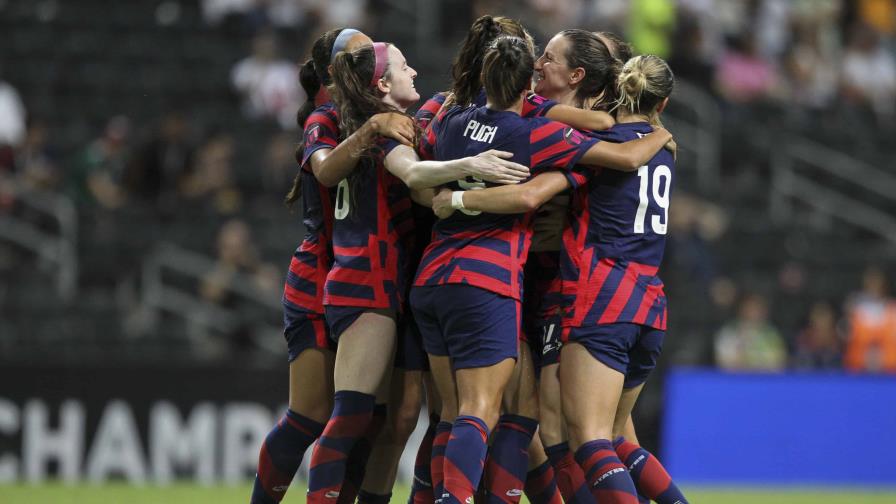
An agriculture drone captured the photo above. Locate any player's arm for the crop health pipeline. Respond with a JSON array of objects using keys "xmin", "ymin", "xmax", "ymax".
[
  {"xmin": 431, "ymin": 171, "xmax": 571, "ymax": 218},
  {"xmin": 545, "ymin": 104, "xmax": 615, "ymax": 132},
  {"xmin": 384, "ymin": 144, "xmax": 530, "ymax": 190},
  {"xmin": 311, "ymin": 112, "xmax": 416, "ymax": 187},
  {"xmin": 581, "ymin": 127, "xmax": 672, "ymax": 171},
  {"xmin": 411, "ymin": 188, "xmax": 436, "ymax": 207}
]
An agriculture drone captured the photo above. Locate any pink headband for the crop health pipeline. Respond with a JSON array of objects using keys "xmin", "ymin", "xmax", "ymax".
[{"xmin": 370, "ymin": 42, "xmax": 389, "ymax": 87}]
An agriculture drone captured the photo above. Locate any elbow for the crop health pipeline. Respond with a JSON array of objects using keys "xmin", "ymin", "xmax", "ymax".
[
  {"xmin": 519, "ymin": 189, "xmax": 544, "ymax": 212},
  {"xmin": 404, "ymin": 173, "xmax": 428, "ymax": 190},
  {"xmin": 622, "ymin": 156, "xmax": 642, "ymax": 172}
]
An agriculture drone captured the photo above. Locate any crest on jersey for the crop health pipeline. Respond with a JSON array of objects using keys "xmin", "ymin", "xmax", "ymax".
[
  {"xmin": 306, "ymin": 123, "xmax": 321, "ymax": 145},
  {"xmin": 563, "ymin": 127, "xmax": 583, "ymax": 146}
]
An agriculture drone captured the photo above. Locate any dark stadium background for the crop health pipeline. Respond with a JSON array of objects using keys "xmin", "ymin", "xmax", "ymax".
[{"xmin": 1, "ymin": 0, "xmax": 895, "ymax": 499}]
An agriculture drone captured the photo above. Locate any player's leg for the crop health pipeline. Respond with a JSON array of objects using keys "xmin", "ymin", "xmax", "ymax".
[
  {"xmin": 428, "ymin": 354, "xmax": 457, "ymax": 504},
  {"xmin": 358, "ymin": 367, "xmax": 424, "ymax": 502},
  {"xmin": 408, "ymin": 373, "xmax": 441, "ymax": 504},
  {"xmin": 446, "ymin": 359, "xmax": 516, "ymax": 503},
  {"xmin": 560, "ymin": 324, "xmax": 640, "ymax": 504},
  {"xmin": 251, "ymin": 316, "xmax": 333, "ymax": 504},
  {"xmin": 539, "ymin": 325, "xmax": 592, "ymax": 504},
  {"xmin": 524, "ymin": 433, "xmax": 563, "ymax": 504},
  {"xmin": 307, "ymin": 309, "xmax": 397, "ymax": 503},
  {"xmin": 338, "ymin": 370, "xmax": 390, "ymax": 504},
  {"xmin": 612, "ymin": 329, "xmax": 688, "ymax": 504},
  {"xmin": 411, "ymin": 285, "xmax": 454, "ymax": 504},
  {"xmin": 483, "ymin": 343, "xmax": 540, "ymax": 503}
]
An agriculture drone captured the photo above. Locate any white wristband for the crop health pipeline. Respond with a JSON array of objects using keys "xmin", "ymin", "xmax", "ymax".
[{"xmin": 451, "ymin": 191, "xmax": 466, "ymax": 210}]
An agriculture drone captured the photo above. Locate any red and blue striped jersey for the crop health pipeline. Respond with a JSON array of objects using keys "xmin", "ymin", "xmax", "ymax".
[
  {"xmin": 561, "ymin": 122, "xmax": 673, "ymax": 330},
  {"xmin": 283, "ymin": 103, "xmax": 340, "ymax": 316},
  {"xmin": 417, "ymin": 91, "xmax": 557, "ymax": 160},
  {"xmin": 324, "ymin": 137, "xmax": 415, "ymax": 312},
  {"xmin": 413, "ymin": 105, "xmax": 597, "ymax": 300}
]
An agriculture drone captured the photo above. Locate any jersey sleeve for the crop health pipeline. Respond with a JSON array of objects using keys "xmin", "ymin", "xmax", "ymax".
[
  {"xmin": 417, "ymin": 107, "xmax": 445, "ymax": 161},
  {"xmin": 379, "ymin": 137, "xmax": 402, "ymax": 157},
  {"xmin": 528, "ymin": 119, "xmax": 599, "ymax": 174},
  {"xmin": 522, "ymin": 93, "xmax": 558, "ymax": 118},
  {"xmin": 301, "ymin": 105, "xmax": 340, "ymax": 172},
  {"xmin": 415, "ymin": 93, "xmax": 447, "ymax": 131}
]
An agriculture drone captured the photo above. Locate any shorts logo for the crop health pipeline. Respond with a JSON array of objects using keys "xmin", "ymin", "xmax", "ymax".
[
  {"xmin": 273, "ymin": 485, "xmax": 290, "ymax": 492},
  {"xmin": 325, "ymin": 491, "xmax": 341, "ymax": 499},
  {"xmin": 563, "ymin": 127, "xmax": 583, "ymax": 146},
  {"xmin": 506, "ymin": 489, "xmax": 523, "ymax": 497},
  {"xmin": 306, "ymin": 123, "xmax": 321, "ymax": 145}
]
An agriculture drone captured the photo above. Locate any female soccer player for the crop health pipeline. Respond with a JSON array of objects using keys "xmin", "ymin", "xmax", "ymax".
[
  {"xmin": 417, "ymin": 15, "xmax": 616, "ymax": 137},
  {"xmin": 250, "ymin": 27, "xmax": 415, "ymax": 504},
  {"xmin": 534, "ymin": 31, "xmax": 686, "ymax": 504},
  {"xmin": 431, "ymin": 54, "xmax": 687, "ymax": 504},
  {"xmin": 305, "ymin": 41, "xmax": 532, "ymax": 503},
  {"xmin": 411, "ymin": 36, "xmax": 671, "ymax": 504}
]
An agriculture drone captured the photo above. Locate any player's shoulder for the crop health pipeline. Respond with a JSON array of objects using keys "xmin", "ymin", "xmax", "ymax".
[{"xmin": 310, "ymin": 102, "xmax": 339, "ymax": 122}]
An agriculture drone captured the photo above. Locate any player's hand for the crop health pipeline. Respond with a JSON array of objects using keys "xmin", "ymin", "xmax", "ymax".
[
  {"xmin": 370, "ymin": 112, "xmax": 416, "ymax": 146},
  {"xmin": 463, "ymin": 150, "xmax": 530, "ymax": 185},
  {"xmin": 431, "ymin": 188, "xmax": 455, "ymax": 219}
]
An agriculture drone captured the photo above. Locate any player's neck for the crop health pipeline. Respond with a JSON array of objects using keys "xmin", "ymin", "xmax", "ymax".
[
  {"xmin": 556, "ymin": 88, "xmax": 579, "ymax": 108},
  {"xmin": 487, "ymin": 96, "xmax": 524, "ymax": 115},
  {"xmin": 381, "ymin": 95, "xmax": 408, "ymax": 113},
  {"xmin": 617, "ymin": 108, "xmax": 653, "ymax": 124}
]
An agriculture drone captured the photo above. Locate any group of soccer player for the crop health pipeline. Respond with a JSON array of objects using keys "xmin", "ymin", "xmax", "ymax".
[{"xmin": 250, "ymin": 14, "xmax": 689, "ymax": 504}]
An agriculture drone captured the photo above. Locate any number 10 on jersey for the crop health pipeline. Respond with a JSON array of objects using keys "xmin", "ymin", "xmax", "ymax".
[{"xmin": 634, "ymin": 165, "xmax": 671, "ymax": 235}]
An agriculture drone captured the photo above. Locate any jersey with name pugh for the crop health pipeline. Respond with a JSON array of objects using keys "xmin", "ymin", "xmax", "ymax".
[
  {"xmin": 324, "ymin": 137, "xmax": 414, "ymax": 312},
  {"xmin": 283, "ymin": 103, "xmax": 340, "ymax": 316},
  {"xmin": 561, "ymin": 122, "xmax": 672, "ymax": 330},
  {"xmin": 417, "ymin": 91, "xmax": 558, "ymax": 160},
  {"xmin": 413, "ymin": 105, "xmax": 598, "ymax": 300}
]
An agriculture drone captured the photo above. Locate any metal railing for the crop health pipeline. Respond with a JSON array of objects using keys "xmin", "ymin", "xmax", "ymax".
[
  {"xmin": 0, "ymin": 176, "xmax": 78, "ymax": 299},
  {"xmin": 770, "ymin": 138, "xmax": 896, "ymax": 243},
  {"xmin": 666, "ymin": 80, "xmax": 723, "ymax": 193},
  {"xmin": 140, "ymin": 242, "xmax": 282, "ymax": 352}
]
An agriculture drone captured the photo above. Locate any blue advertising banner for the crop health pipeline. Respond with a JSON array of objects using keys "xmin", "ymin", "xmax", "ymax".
[{"xmin": 662, "ymin": 368, "xmax": 896, "ymax": 486}]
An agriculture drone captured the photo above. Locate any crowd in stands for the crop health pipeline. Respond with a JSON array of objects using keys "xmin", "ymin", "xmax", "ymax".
[{"xmin": 0, "ymin": 0, "xmax": 894, "ymax": 370}]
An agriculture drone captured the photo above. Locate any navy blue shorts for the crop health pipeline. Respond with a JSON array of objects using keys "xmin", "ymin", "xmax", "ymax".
[
  {"xmin": 410, "ymin": 284, "xmax": 520, "ymax": 370},
  {"xmin": 283, "ymin": 311, "xmax": 334, "ymax": 363},
  {"xmin": 526, "ymin": 317, "xmax": 562, "ymax": 376},
  {"xmin": 324, "ymin": 305, "xmax": 369, "ymax": 342},
  {"xmin": 395, "ymin": 311, "xmax": 430, "ymax": 371},
  {"xmin": 563, "ymin": 323, "xmax": 664, "ymax": 388}
]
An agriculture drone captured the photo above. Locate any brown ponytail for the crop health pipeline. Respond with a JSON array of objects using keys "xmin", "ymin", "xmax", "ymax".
[
  {"xmin": 481, "ymin": 36, "xmax": 535, "ymax": 110},
  {"xmin": 287, "ymin": 28, "xmax": 350, "ymax": 206},
  {"xmin": 450, "ymin": 15, "xmax": 535, "ymax": 108}
]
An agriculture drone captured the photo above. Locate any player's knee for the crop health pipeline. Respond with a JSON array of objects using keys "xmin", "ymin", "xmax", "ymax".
[{"xmin": 392, "ymin": 401, "xmax": 422, "ymax": 442}]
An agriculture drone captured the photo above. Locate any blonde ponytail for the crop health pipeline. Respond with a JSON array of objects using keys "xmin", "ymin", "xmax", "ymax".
[{"xmin": 613, "ymin": 55, "xmax": 674, "ymax": 116}]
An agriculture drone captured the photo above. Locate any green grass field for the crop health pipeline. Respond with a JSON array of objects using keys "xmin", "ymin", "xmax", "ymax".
[{"xmin": 2, "ymin": 484, "xmax": 895, "ymax": 504}]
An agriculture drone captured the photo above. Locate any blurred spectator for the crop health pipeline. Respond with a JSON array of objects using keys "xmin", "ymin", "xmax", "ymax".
[
  {"xmin": 792, "ymin": 301, "xmax": 843, "ymax": 369},
  {"xmin": 783, "ymin": 24, "xmax": 839, "ymax": 110},
  {"xmin": 180, "ymin": 132, "xmax": 243, "ymax": 215},
  {"xmin": 231, "ymin": 30, "xmax": 302, "ymax": 129},
  {"xmin": 0, "ymin": 78, "xmax": 25, "ymax": 147},
  {"xmin": 858, "ymin": 0, "xmax": 896, "ymax": 37},
  {"xmin": 199, "ymin": 219, "xmax": 280, "ymax": 348},
  {"xmin": 627, "ymin": 0, "xmax": 677, "ymax": 57},
  {"xmin": 126, "ymin": 112, "xmax": 195, "ymax": 209},
  {"xmin": 715, "ymin": 293, "xmax": 787, "ymax": 371},
  {"xmin": 14, "ymin": 119, "xmax": 61, "ymax": 193},
  {"xmin": 261, "ymin": 131, "xmax": 296, "ymax": 197},
  {"xmin": 715, "ymin": 33, "xmax": 779, "ymax": 104},
  {"xmin": 70, "ymin": 116, "xmax": 131, "ymax": 209},
  {"xmin": 840, "ymin": 24, "xmax": 896, "ymax": 124},
  {"xmin": 844, "ymin": 266, "xmax": 896, "ymax": 373}
]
